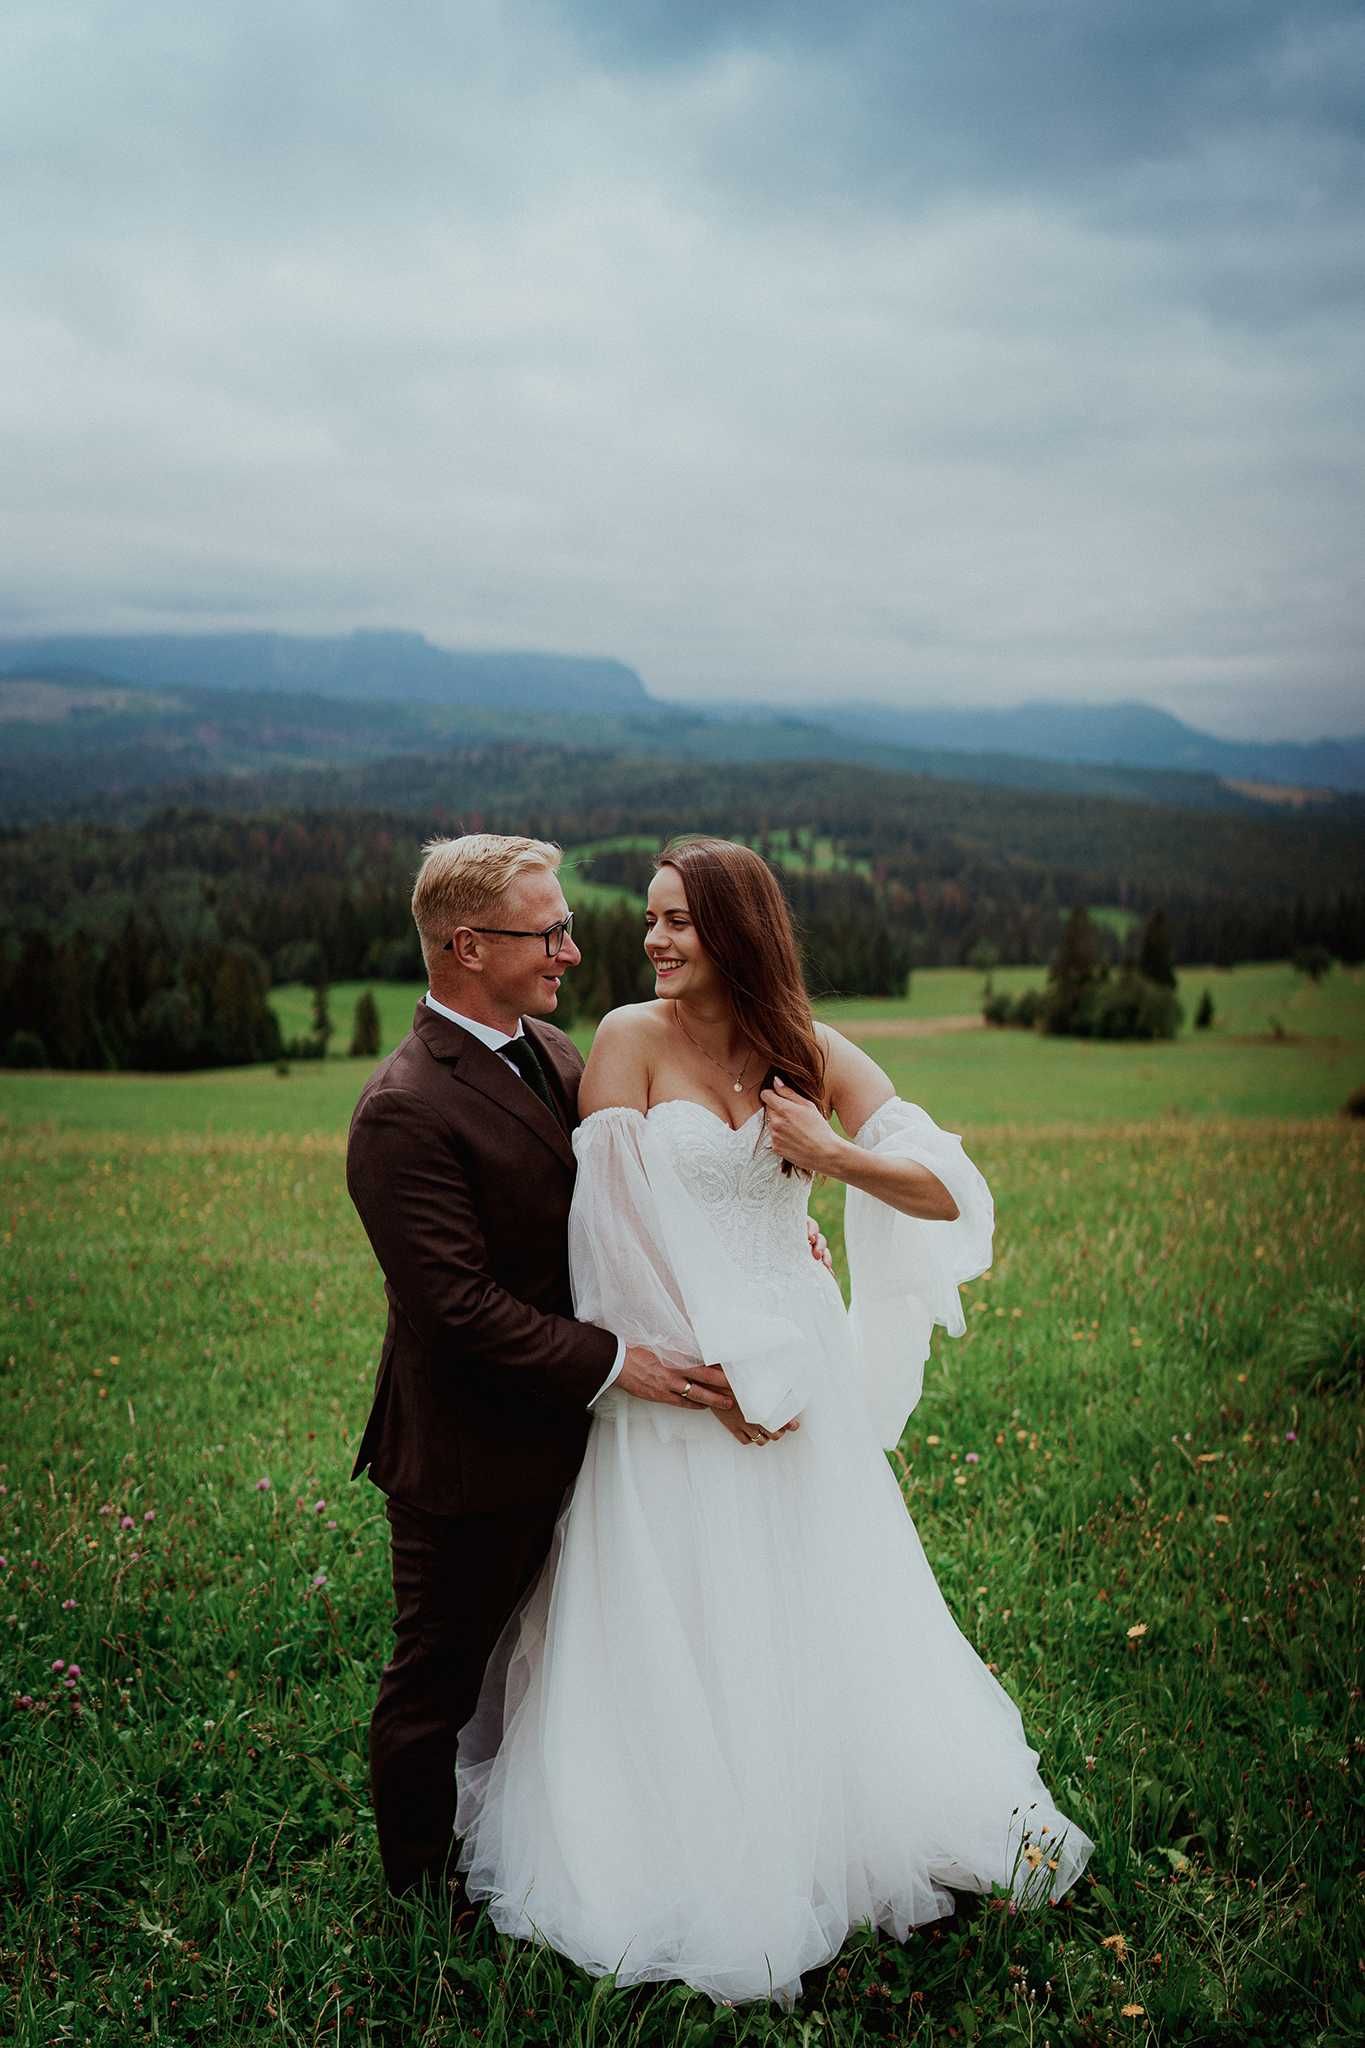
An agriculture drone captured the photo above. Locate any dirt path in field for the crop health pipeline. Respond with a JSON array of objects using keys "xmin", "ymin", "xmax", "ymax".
[{"xmin": 829, "ymin": 1012, "xmax": 985, "ymax": 1041}]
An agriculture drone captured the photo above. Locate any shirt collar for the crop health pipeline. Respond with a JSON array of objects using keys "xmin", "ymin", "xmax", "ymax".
[{"xmin": 423, "ymin": 991, "xmax": 525, "ymax": 1053}]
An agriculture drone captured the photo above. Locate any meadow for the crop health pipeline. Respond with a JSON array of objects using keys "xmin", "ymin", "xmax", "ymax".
[{"xmin": 2, "ymin": 973, "xmax": 1362, "ymax": 2046}]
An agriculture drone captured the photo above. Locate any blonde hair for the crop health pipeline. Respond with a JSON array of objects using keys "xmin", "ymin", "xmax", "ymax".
[{"xmin": 412, "ymin": 833, "xmax": 562, "ymax": 973}]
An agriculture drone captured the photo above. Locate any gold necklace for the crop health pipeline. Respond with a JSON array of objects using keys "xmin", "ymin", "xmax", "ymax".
[{"xmin": 673, "ymin": 1006, "xmax": 755, "ymax": 1094}]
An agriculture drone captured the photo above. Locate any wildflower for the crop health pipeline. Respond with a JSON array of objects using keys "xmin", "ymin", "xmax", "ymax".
[
  {"xmin": 954, "ymin": 1473, "xmax": 967, "ymax": 1487},
  {"xmin": 1102, "ymin": 1933, "xmax": 1128, "ymax": 1959},
  {"xmin": 1214, "ymin": 1513, "xmax": 1230, "ymax": 1525},
  {"xmin": 925, "ymin": 1434, "xmax": 941, "ymax": 1446},
  {"xmin": 1120, "ymin": 2005, "xmax": 1144, "ymax": 2019},
  {"xmin": 15, "ymin": 1694, "xmax": 34, "ymax": 1709},
  {"xmin": 62, "ymin": 1598, "xmax": 77, "ymax": 1610},
  {"xmin": 255, "ymin": 1476, "xmax": 271, "ymax": 1492},
  {"xmin": 1284, "ymin": 1430, "xmax": 1297, "ymax": 1442},
  {"xmin": 119, "ymin": 1515, "xmax": 134, "ymax": 1530},
  {"xmin": 51, "ymin": 1659, "xmax": 65, "ymax": 1673},
  {"xmin": 98, "ymin": 1504, "xmax": 113, "ymax": 1517},
  {"xmin": 312, "ymin": 1499, "xmax": 326, "ymax": 1514},
  {"xmin": 67, "ymin": 1664, "xmax": 81, "ymax": 1678},
  {"xmin": 311, "ymin": 1571, "xmax": 328, "ymax": 1588},
  {"xmin": 326, "ymin": 1519, "xmax": 337, "ymax": 1530},
  {"xmin": 1126, "ymin": 1623, "xmax": 1148, "ymax": 1640},
  {"xmin": 965, "ymin": 1451, "xmax": 980, "ymax": 1464},
  {"xmin": 1022, "ymin": 1845, "xmax": 1043, "ymax": 1869},
  {"xmin": 0, "ymin": 1558, "xmax": 6, "ymax": 1571},
  {"xmin": 143, "ymin": 1510, "xmax": 156, "ymax": 1524}
]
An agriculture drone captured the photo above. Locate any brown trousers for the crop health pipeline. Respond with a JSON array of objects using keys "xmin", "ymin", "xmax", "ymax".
[{"xmin": 370, "ymin": 1492, "xmax": 562, "ymax": 1895}]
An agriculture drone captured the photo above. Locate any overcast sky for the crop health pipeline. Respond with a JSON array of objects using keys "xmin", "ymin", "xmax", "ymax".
[{"xmin": 2, "ymin": 1, "xmax": 1362, "ymax": 738}]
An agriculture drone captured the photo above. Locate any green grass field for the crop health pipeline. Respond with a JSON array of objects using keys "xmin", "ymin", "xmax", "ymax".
[
  {"xmin": 2, "ymin": 983, "xmax": 1363, "ymax": 2044},
  {"xmin": 274, "ymin": 961, "xmax": 1365, "ymax": 1057}
]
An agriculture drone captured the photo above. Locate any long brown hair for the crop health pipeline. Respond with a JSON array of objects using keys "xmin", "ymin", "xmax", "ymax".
[{"xmin": 655, "ymin": 837, "xmax": 828, "ymax": 1165}]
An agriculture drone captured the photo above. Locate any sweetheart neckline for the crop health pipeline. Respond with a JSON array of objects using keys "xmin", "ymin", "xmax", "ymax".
[{"xmin": 645, "ymin": 1098, "xmax": 764, "ymax": 1138}]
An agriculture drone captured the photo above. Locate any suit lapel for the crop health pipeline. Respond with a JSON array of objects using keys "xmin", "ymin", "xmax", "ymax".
[{"xmin": 413, "ymin": 1003, "xmax": 576, "ymax": 1170}]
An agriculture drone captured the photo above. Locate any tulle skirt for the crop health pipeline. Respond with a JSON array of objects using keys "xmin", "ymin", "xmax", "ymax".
[{"xmin": 455, "ymin": 1278, "xmax": 1093, "ymax": 2005}]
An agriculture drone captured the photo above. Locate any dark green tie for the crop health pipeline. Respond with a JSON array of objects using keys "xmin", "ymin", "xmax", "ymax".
[{"xmin": 505, "ymin": 1035, "xmax": 559, "ymax": 1121}]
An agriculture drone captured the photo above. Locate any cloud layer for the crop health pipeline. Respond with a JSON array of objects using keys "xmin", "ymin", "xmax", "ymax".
[{"xmin": 2, "ymin": 1, "xmax": 1361, "ymax": 737}]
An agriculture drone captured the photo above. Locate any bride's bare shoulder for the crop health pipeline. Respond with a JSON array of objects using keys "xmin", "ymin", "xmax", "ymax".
[
  {"xmin": 580, "ymin": 1003, "xmax": 670, "ymax": 1114},
  {"xmin": 591, "ymin": 1002, "xmax": 673, "ymax": 1048}
]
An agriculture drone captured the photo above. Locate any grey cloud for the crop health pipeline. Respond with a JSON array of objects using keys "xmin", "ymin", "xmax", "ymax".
[{"xmin": 0, "ymin": 1, "xmax": 1360, "ymax": 736}]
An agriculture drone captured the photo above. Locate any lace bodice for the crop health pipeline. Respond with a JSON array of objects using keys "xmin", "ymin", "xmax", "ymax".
[
  {"xmin": 644, "ymin": 1100, "xmax": 816, "ymax": 1307},
  {"xmin": 569, "ymin": 1093, "xmax": 993, "ymax": 1444}
]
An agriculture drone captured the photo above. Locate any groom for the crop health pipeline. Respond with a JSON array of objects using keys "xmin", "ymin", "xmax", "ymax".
[{"xmin": 346, "ymin": 832, "xmax": 737, "ymax": 1899}]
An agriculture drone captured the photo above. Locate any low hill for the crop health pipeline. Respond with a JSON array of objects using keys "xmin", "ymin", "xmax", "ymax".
[{"xmin": 4, "ymin": 655, "xmax": 1359, "ymax": 827}]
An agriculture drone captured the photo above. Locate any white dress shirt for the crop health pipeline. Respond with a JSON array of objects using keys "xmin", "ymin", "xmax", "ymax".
[{"xmin": 423, "ymin": 993, "xmax": 624, "ymax": 1405}]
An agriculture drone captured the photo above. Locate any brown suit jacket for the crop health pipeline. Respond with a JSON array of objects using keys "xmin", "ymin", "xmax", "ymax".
[{"xmin": 346, "ymin": 1002, "xmax": 617, "ymax": 1515}]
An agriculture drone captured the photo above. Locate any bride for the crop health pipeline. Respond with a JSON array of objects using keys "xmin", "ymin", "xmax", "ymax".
[{"xmin": 455, "ymin": 836, "xmax": 1093, "ymax": 2004}]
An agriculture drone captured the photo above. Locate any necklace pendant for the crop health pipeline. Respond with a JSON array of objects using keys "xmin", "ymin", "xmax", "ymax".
[{"xmin": 734, "ymin": 1079, "xmax": 744, "ymax": 1093}]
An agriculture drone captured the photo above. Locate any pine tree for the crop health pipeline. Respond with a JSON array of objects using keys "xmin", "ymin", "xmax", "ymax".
[
  {"xmin": 310, "ymin": 971, "xmax": 332, "ymax": 1053},
  {"xmin": 349, "ymin": 989, "xmax": 382, "ymax": 1059},
  {"xmin": 1137, "ymin": 908, "xmax": 1177, "ymax": 989},
  {"xmin": 1195, "ymin": 988, "xmax": 1215, "ymax": 1030},
  {"xmin": 1044, "ymin": 907, "xmax": 1106, "ymax": 1035}
]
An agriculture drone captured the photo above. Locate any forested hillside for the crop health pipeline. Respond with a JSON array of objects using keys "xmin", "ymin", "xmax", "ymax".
[
  {"xmin": 6, "ymin": 664, "xmax": 1360, "ymax": 821},
  {"xmin": 2, "ymin": 740, "xmax": 1361, "ymax": 1070}
]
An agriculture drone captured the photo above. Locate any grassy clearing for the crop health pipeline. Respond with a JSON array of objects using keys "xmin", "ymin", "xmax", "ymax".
[
  {"xmin": 4, "ymin": 997, "xmax": 1361, "ymax": 1143},
  {"xmin": 269, "ymin": 961, "xmax": 1365, "ymax": 1061},
  {"xmin": 1, "ymin": 1103, "xmax": 1361, "ymax": 2044},
  {"xmin": 3, "ymin": 1000, "xmax": 1363, "ymax": 2043}
]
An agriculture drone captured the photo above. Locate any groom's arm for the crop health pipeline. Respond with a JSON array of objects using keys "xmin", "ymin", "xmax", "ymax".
[{"xmin": 348, "ymin": 1086, "xmax": 616, "ymax": 1411}]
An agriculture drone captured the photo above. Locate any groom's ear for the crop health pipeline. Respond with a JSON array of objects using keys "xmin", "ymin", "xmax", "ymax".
[{"xmin": 446, "ymin": 927, "xmax": 484, "ymax": 971}]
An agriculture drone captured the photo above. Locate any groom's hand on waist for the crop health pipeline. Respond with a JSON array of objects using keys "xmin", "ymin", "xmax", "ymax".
[{"xmin": 619, "ymin": 1348, "xmax": 734, "ymax": 1411}]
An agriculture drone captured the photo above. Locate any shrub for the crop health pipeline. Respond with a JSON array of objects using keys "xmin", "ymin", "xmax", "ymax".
[
  {"xmin": 982, "ymin": 992, "xmax": 1013, "ymax": 1027},
  {"xmin": 1343, "ymin": 1085, "xmax": 1365, "ymax": 1120},
  {"xmin": 1093, "ymin": 969, "xmax": 1183, "ymax": 1042},
  {"xmin": 1292, "ymin": 944, "xmax": 1332, "ymax": 983},
  {"xmin": 1012, "ymin": 987, "xmax": 1046, "ymax": 1029},
  {"xmin": 1195, "ymin": 989, "xmax": 1215, "ymax": 1030},
  {"xmin": 3, "ymin": 1028, "xmax": 48, "ymax": 1068}
]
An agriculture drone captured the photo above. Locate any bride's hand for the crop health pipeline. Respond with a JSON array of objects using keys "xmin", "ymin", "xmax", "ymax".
[
  {"xmin": 712, "ymin": 1406, "xmax": 801, "ymax": 1448},
  {"xmin": 759, "ymin": 1077, "xmax": 846, "ymax": 1177}
]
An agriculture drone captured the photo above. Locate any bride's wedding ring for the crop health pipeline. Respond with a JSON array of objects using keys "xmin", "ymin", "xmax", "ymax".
[{"xmin": 681, "ymin": 1380, "xmax": 692, "ymax": 1400}]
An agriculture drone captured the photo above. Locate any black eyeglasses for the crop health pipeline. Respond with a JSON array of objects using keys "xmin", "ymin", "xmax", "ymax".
[{"xmin": 444, "ymin": 913, "xmax": 575, "ymax": 959}]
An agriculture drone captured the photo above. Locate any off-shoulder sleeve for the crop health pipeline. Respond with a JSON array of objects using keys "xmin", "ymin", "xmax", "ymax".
[
  {"xmin": 844, "ymin": 1098, "xmax": 994, "ymax": 1449},
  {"xmin": 569, "ymin": 1108, "xmax": 808, "ymax": 1433}
]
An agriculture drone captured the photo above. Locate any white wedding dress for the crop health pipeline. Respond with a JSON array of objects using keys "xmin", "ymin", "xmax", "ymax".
[{"xmin": 455, "ymin": 1098, "xmax": 1093, "ymax": 2005}]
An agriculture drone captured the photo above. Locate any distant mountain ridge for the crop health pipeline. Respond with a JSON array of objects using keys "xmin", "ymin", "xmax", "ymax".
[
  {"xmin": 0, "ymin": 629, "xmax": 650, "ymax": 715},
  {"xmin": 709, "ymin": 696, "xmax": 1365, "ymax": 795},
  {"xmin": 1, "ymin": 629, "xmax": 1362, "ymax": 818}
]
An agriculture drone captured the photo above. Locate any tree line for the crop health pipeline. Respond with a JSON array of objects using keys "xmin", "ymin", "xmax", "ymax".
[{"xmin": 0, "ymin": 746, "xmax": 1361, "ymax": 1070}]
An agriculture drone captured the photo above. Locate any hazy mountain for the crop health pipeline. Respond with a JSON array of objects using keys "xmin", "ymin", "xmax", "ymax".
[
  {"xmin": 0, "ymin": 629, "xmax": 652, "ymax": 715},
  {"xmin": 2, "ymin": 631, "xmax": 1362, "ymax": 823},
  {"xmin": 741, "ymin": 697, "xmax": 1365, "ymax": 795}
]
